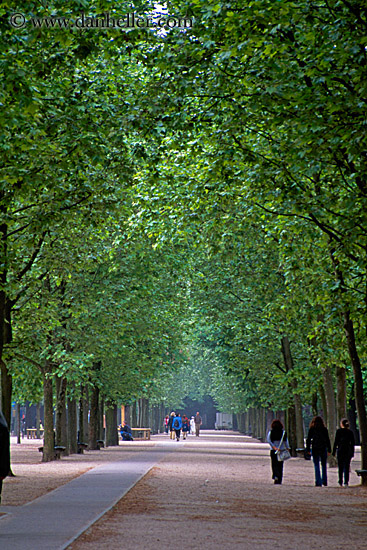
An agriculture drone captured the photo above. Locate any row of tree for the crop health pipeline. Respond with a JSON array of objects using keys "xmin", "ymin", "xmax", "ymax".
[{"xmin": 1, "ymin": 1, "xmax": 366, "ymax": 482}]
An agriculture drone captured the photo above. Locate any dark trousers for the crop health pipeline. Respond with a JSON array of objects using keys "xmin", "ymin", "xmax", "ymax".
[
  {"xmin": 338, "ymin": 455, "xmax": 351, "ymax": 485},
  {"xmin": 174, "ymin": 428, "xmax": 181, "ymax": 440},
  {"xmin": 270, "ymin": 450, "xmax": 284, "ymax": 484},
  {"xmin": 312, "ymin": 449, "xmax": 328, "ymax": 486}
]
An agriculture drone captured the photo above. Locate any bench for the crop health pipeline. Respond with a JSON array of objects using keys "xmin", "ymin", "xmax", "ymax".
[
  {"xmin": 131, "ymin": 428, "xmax": 151, "ymax": 440},
  {"xmin": 27, "ymin": 428, "xmax": 44, "ymax": 439},
  {"xmin": 356, "ymin": 469, "xmax": 367, "ymax": 482},
  {"xmin": 38, "ymin": 446, "xmax": 66, "ymax": 459},
  {"xmin": 77, "ymin": 442, "xmax": 88, "ymax": 454},
  {"xmin": 96, "ymin": 439, "xmax": 105, "ymax": 449}
]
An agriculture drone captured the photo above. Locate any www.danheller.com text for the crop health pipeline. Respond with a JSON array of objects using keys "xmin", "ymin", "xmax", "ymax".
[{"xmin": 9, "ymin": 11, "xmax": 194, "ymax": 30}]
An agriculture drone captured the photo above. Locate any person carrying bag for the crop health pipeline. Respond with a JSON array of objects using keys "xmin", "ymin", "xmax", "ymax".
[{"xmin": 266, "ymin": 419, "xmax": 291, "ymax": 485}]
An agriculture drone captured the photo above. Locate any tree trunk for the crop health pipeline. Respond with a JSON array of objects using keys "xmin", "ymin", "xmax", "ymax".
[
  {"xmin": 124, "ymin": 404, "xmax": 131, "ymax": 426},
  {"xmin": 16, "ymin": 402, "xmax": 21, "ymax": 444},
  {"xmin": 311, "ymin": 393, "xmax": 318, "ymax": 417},
  {"xmin": 67, "ymin": 394, "xmax": 78, "ymax": 455},
  {"xmin": 331, "ymin": 253, "xmax": 367, "ymax": 483},
  {"xmin": 36, "ymin": 403, "xmax": 41, "ymax": 439},
  {"xmin": 89, "ymin": 384, "xmax": 99, "ymax": 450},
  {"xmin": 0, "ymin": 220, "xmax": 13, "ymax": 429},
  {"xmin": 141, "ymin": 398, "xmax": 149, "ymax": 427},
  {"xmin": 131, "ymin": 401, "xmax": 137, "ymax": 427},
  {"xmin": 322, "ymin": 364, "xmax": 337, "ymax": 445},
  {"xmin": 0, "ymin": 359, "xmax": 12, "ymax": 431},
  {"xmin": 236, "ymin": 412, "xmax": 246, "ymax": 434},
  {"xmin": 42, "ymin": 366, "xmax": 55, "ymax": 462},
  {"xmin": 55, "ymin": 376, "xmax": 68, "ymax": 454},
  {"xmin": 281, "ymin": 335, "xmax": 303, "ymax": 452},
  {"xmin": 343, "ymin": 311, "xmax": 367, "ymax": 482},
  {"xmin": 336, "ymin": 365, "xmax": 347, "ymax": 422},
  {"xmin": 78, "ymin": 384, "xmax": 89, "ymax": 443},
  {"xmin": 348, "ymin": 394, "xmax": 360, "ymax": 445},
  {"xmin": 319, "ymin": 384, "xmax": 328, "ymax": 424},
  {"xmin": 105, "ymin": 404, "xmax": 118, "ymax": 447},
  {"xmin": 98, "ymin": 397, "xmax": 104, "ymax": 442},
  {"xmin": 287, "ymin": 403, "xmax": 297, "ymax": 455}
]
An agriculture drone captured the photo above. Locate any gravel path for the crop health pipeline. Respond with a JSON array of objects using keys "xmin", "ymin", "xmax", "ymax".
[{"xmin": 62, "ymin": 432, "xmax": 367, "ymax": 550}]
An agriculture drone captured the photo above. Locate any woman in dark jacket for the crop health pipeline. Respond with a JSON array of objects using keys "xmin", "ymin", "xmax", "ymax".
[
  {"xmin": 181, "ymin": 415, "xmax": 190, "ymax": 440},
  {"xmin": 0, "ymin": 411, "xmax": 10, "ymax": 504},
  {"xmin": 332, "ymin": 418, "xmax": 355, "ymax": 487},
  {"xmin": 306, "ymin": 416, "xmax": 331, "ymax": 487},
  {"xmin": 266, "ymin": 419, "xmax": 290, "ymax": 485}
]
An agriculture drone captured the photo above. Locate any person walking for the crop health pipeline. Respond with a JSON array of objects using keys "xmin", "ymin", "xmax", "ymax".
[
  {"xmin": 182, "ymin": 415, "xmax": 190, "ymax": 439},
  {"xmin": 172, "ymin": 414, "xmax": 182, "ymax": 441},
  {"xmin": 164, "ymin": 415, "xmax": 169, "ymax": 434},
  {"xmin": 332, "ymin": 418, "xmax": 355, "ymax": 487},
  {"xmin": 194, "ymin": 412, "xmax": 202, "ymax": 436},
  {"xmin": 266, "ymin": 419, "xmax": 290, "ymax": 485},
  {"xmin": 0, "ymin": 411, "xmax": 10, "ymax": 504},
  {"xmin": 168, "ymin": 412, "xmax": 176, "ymax": 440},
  {"xmin": 190, "ymin": 416, "xmax": 195, "ymax": 435},
  {"xmin": 306, "ymin": 416, "xmax": 331, "ymax": 487}
]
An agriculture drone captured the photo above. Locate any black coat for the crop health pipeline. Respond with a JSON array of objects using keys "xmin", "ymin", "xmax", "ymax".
[
  {"xmin": 0, "ymin": 412, "xmax": 10, "ymax": 479},
  {"xmin": 306, "ymin": 426, "xmax": 331, "ymax": 454},
  {"xmin": 333, "ymin": 428, "xmax": 355, "ymax": 459}
]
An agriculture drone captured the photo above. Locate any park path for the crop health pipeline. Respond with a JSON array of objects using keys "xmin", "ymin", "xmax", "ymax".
[
  {"xmin": 0, "ymin": 444, "xmax": 173, "ymax": 550},
  {"xmin": 67, "ymin": 431, "xmax": 367, "ymax": 550},
  {"xmin": 1, "ymin": 431, "xmax": 366, "ymax": 550}
]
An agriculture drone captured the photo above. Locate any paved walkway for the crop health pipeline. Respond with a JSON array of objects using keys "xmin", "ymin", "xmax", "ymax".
[{"xmin": 0, "ymin": 444, "xmax": 173, "ymax": 550}]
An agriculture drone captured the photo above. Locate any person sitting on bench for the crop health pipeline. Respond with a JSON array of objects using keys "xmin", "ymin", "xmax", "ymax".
[{"xmin": 120, "ymin": 422, "xmax": 134, "ymax": 441}]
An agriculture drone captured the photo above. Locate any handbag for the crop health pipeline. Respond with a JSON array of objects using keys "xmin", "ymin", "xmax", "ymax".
[
  {"xmin": 304, "ymin": 449, "xmax": 311, "ymax": 461},
  {"xmin": 276, "ymin": 431, "xmax": 291, "ymax": 461}
]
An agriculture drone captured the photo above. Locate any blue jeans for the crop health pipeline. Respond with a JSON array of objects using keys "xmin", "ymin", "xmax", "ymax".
[{"xmin": 313, "ymin": 449, "xmax": 328, "ymax": 486}]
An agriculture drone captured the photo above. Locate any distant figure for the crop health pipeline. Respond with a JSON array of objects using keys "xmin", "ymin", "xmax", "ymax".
[
  {"xmin": 182, "ymin": 415, "xmax": 190, "ymax": 439},
  {"xmin": 164, "ymin": 415, "xmax": 169, "ymax": 434},
  {"xmin": 332, "ymin": 418, "xmax": 355, "ymax": 487},
  {"xmin": 194, "ymin": 412, "xmax": 202, "ymax": 437},
  {"xmin": 0, "ymin": 411, "xmax": 10, "ymax": 504},
  {"xmin": 168, "ymin": 412, "xmax": 176, "ymax": 440},
  {"xmin": 190, "ymin": 416, "xmax": 195, "ymax": 435},
  {"xmin": 120, "ymin": 422, "xmax": 134, "ymax": 441},
  {"xmin": 306, "ymin": 416, "xmax": 331, "ymax": 487},
  {"xmin": 172, "ymin": 414, "xmax": 182, "ymax": 441},
  {"xmin": 266, "ymin": 419, "xmax": 290, "ymax": 485}
]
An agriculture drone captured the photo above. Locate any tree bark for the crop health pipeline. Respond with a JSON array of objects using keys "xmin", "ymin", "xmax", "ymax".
[
  {"xmin": 55, "ymin": 376, "xmax": 68, "ymax": 454},
  {"xmin": 89, "ymin": 384, "xmax": 100, "ymax": 450},
  {"xmin": 348, "ymin": 394, "xmax": 360, "ymax": 445},
  {"xmin": 16, "ymin": 402, "xmax": 21, "ymax": 444},
  {"xmin": 343, "ymin": 311, "xmax": 367, "ymax": 482},
  {"xmin": 331, "ymin": 251, "xmax": 367, "ymax": 483},
  {"xmin": 67, "ymin": 394, "xmax": 78, "ymax": 455},
  {"xmin": 42, "ymin": 365, "xmax": 55, "ymax": 462},
  {"xmin": 311, "ymin": 393, "xmax": 318, "ymax": 417},
  {"xmin": 131, "ymin": 401, "xmax": 137, "ymax": 427},
  {"xmin": 124, "ymin": 404, "xmax": 131, "ymax": 426},
  {"xmin": 78, "ymin": 384, "xmax": 89, "ymax": 443},
  {"xmin": 281, "ymin": 335, "xmax": 304, "ymax": 452},
  {"xmin": 336, "ymin": 365, "xmax": 347, "ymax": 421},
  {"xmin": 105, "ymin": 404, "xmax": 118, "ymax": 447},
  {"xmin": 322, "ymin": 364, "xmax": 337, "ymax": 445},
  {"xmin": 98, "ymin": 396, "xmax": 104, "ymax": 442}
]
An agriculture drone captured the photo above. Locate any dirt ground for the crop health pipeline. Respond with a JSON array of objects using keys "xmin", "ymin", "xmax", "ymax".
[{"xmin": 3, "ymin": 433, "xmax": 367, "ymax": 549}]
